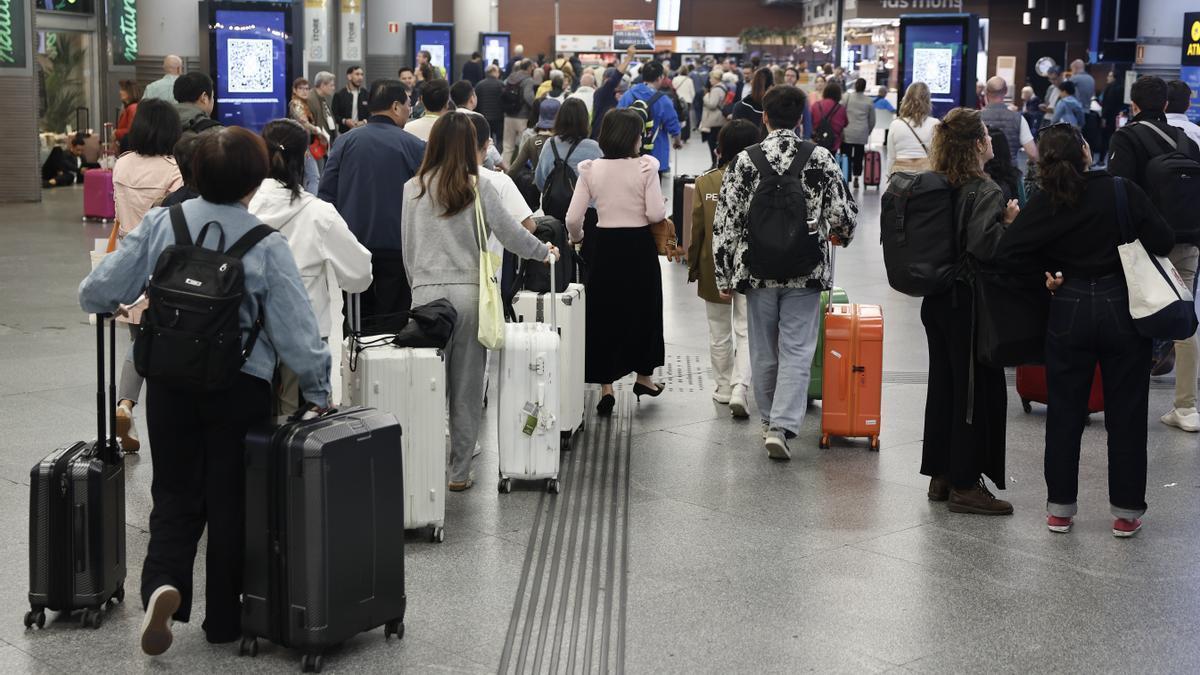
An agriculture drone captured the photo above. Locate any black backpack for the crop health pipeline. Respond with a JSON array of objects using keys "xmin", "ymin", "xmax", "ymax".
[
  {"xmin": 501, "ymin": 80, "xmax": 524, "ymax": 116},
  {"xmin": 515, "ymin": 216, "xmax": 576, "ymax": 294},
  {"xmin": 880, "ymin": 171, "xmax": 963, "ymax": 297},
  {"xmin": 1130, "ymin": 122, "xmax": 1200, "ymax": 244},
  {"xmin": 133, "ymin": 205, "xmax": 274, "ymax": 391},
  {"xmin": 540, "ymin": 139, "xmax": 580, "ymax": 221},
  {"xmin": 813, "ymin": 102, "xmax": 841, "ymax": 152},
  {"xmin": 744, "ymin": 142, "xmax": 822, "ymax": 281},
  {"xmin": 629, "ymin": 90, "xmax": 666, "ymax": 156}
]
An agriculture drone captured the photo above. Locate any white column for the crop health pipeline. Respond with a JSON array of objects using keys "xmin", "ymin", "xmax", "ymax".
[
  {"xmin": 453, "ymin": 0, "xmax": 496, "ymax": 74},
  {"xmin": 1137, "ymin": 0, "xmax": 1190, "ymax": 78}
]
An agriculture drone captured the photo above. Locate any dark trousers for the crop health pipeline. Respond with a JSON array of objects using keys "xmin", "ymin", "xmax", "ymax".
[
  {"xmin": 920, "ymin": 285, "xmax": 1008, "ymax": 489},
  {"xmin": 1044, "ymin": 276, "xmax": 1150, "ymax": 519},
  {"xmin": 359, "ymin": 249, "xmax": 412, "ymax": 334},
  {"xmin": 141, "ymin": 373, "xmax": 271, "ymax": 641},
  {"xmin": 842, "ymin": 143, "xmax": 865, "ymax": 177},
  {"xmin": 704, "ymin": 130, "xmax": 720, "ymax": 168},
  {"xmin": 487, "ymin": 118, "xmax": 503, "ymax": 154}
]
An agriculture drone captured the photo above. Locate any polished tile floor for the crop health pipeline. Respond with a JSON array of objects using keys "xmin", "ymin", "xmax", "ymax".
[{"xmin": 0, "ymin": 138, "xmax": 1198, "ymax": 673}]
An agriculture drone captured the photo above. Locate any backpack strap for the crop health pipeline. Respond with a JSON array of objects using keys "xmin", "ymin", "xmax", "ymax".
[
  {"xmin": 745, "ymin": 144, "xmax": 777, "ymax": 177},
  {"xmin": 168, "ymin": 204, "xmax": 193, "ymax": 247},
  {"xmin": 226, "ymin": 225, "xmax": 277, "ymax": 259},
  {"xmin": 786, "ymin": 141, "xmax": 816, "ymax": 177},
  {"xmin": 1129, "ymin": 121, "xmax": 1179, "ymax": 155},
  {"xmin": 550, "ymin": 139, "xmax": 562, "ymax": 163},
  {"xmin": 564, "ymin": 139, "xmax": 581, "ymax": 163}
]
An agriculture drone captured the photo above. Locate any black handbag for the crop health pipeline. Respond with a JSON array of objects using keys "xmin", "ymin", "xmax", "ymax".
[{"xmin": 974, "ymin": 267, "xmax": 1050, "ymax": 367}]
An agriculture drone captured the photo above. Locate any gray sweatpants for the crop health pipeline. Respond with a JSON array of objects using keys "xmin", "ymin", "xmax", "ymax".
[{"xmin": 413, "ymin": 283, "xmax": 485, "ymax": 483}]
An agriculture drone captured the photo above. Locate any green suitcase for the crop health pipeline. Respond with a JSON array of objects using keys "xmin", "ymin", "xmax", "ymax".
[{"xmin": 808, "ymin": 287, "xmax": 848, "ymax": 401}]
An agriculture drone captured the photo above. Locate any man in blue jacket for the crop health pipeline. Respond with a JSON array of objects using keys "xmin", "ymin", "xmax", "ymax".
[
  {"xmin": 319, "ymin": 80, "xmax": 426, "ymax": 331},
  {"xmin": 618, "ymin": 60, "xmax": 682, "ymax": 174}
]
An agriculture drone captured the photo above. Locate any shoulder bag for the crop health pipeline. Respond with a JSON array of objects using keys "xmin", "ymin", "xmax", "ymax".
[{"xmin": 474, "ymin": 188, "xmax": 506, "ymax": 349}]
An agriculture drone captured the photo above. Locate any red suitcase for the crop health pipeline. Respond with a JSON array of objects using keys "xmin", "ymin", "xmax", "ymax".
[
  {"xmin": 863, "ymin": 150, "xmax": 882, "ymax": 188},
  {"xmin": 1016, "ymin": 364, "xmax": 1104, "ymax": 414},
  {"xmin": 83, "ymin": 169, "xmax": 115, "ymax": 222},
  {"xmin": 820, "ymin": 303, "xmax": 884, "ymax": 451}
]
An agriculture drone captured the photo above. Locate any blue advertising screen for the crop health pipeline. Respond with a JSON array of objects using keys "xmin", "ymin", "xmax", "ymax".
[
  {"xmin": 413, "ymin": 26, "xmax": 453, "ymax": 75},
  {"xmin": 213, "ymin": 9, "xmax": 289, "ymax": 132},
  {"xmin": 902, "ymin": 24, "xmax": 965, "ymax": 120},
  {"xmin": 482, "ymin": 33, "xmax": 510, "ymax": 71}
]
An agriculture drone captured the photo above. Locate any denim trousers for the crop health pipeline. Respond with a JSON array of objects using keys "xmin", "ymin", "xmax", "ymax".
[
  {"xmin": 1044, "ymin": 275, "xmax": 1151, "ymax": 520},
  {"xmin": 744, "ymin": 287, "xmax": 821, "ymax": 436}
]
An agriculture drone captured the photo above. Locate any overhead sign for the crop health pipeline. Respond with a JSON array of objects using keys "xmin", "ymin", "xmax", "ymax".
[
  {"xmin": 613, "ymin": 19, "xmax": 654, "ymax": 51},
  {"xmin": 304, "ymin": 0, "xmax": 327, "ymax": 62},
  {"xmin": 0, "ymin": 0, "xmax": 28, "ymax": 69},
  {"xmin": 108, "ymin": 0, "xmax": 137, "ymax": 66},
  {"xmin": 1183, "ymin": 12, "xmax": 1200, "ymax": 124},
  {"xmin": 556, "ymin": 35, "xmax": 614, "ymax": 52}
]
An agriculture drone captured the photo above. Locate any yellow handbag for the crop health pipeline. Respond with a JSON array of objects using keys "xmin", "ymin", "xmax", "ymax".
[{"xmin": 475, "ymin": 189, "xmax": 505, "ymax": 350}]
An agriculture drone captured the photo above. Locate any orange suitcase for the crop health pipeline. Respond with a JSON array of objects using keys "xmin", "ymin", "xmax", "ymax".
[{"xmin": 820, "ymin": 303, "xmax": 884, "ymax": 451}]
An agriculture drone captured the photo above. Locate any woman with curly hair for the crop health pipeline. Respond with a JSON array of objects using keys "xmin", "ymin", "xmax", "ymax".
[{"xmin": 919, "ymin": 107, "xmax": 1020, "ymax": 516}]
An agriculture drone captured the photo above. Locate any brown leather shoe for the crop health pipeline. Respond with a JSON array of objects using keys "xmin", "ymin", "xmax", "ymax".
[
  {"xmin": 927, "ymin": 476, "xmax": 951, "ymax": 502},
  {"xmin": 948, "ymin": 480, "xmax": 1013, "ymax": 515}
]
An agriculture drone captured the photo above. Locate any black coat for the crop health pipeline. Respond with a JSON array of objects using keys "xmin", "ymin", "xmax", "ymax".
[
  {"xmin": 331, "ymin": 87, "xmax": 371, "ymax": 134},
  {"xmin": 474, "ymin": 76, "xmax": 505, "ymax": 123},
  {"xmin": 462, "ymin": 60, "xmax": 484, "ymax": 86}
]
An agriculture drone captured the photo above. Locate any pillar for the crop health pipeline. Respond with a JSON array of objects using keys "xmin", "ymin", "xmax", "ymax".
[
  {"xmin": 1137, "ymin": 0, "xmax": 1190, "ymax": 79},
  {"xmin": 453, "ymin": 0, "xmax": 496, "ymax": 79}
]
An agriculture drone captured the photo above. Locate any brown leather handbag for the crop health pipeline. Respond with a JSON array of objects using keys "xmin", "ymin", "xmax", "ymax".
[{"xmin": 650, "ymin": 217, "xmax": 677, "ymax": 257}]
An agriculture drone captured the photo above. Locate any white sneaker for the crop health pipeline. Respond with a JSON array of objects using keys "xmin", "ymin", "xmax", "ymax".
[
  {"xmin": 116, "ymin": 402, "xmax": 140, "ymax": 453},
  {"xmin": 1161, "ymin": 408, "xmax": 1200, "ymax": 432},
  {"xmin": 764, "ymin": 429, "xmax": 791, "ymax": 460},
  {"xmin": 729, "ymin": 385, "xmax": 749, "ymax": 419},
  {"xmin": 760, "ymin": 420, "xmax": 770, "ymax": 440},
  {"xmin": 140, "ymin": 585, "xmax": 180, "ymax": 656},
  {"xmin": 712, "ymin": 385, "xmax": 732, "ymax": 404},
  {"xmin": 472, "ymin": 442, "xmax": 482, "ymax": 458}
]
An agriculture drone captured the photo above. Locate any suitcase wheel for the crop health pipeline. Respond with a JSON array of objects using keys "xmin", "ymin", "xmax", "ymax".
[
  {"xmin": 301, "ymin": 653, "xmax": 324, "ymax": 673},
  {"xmin": 546, "ymin": 478, "xmax": 560, "ymax": 495},
  {"xmin": 23, "ymin": 609, "xmax": 46, "ymax": 630},
  {"xmin": 869, "ymin": 436, "xmax": 880, "ymax": 452},
  {"xmin": 239, "ymin": 637, "xmax": 259, "ymax": 657},
  {"xmin": 384, "ymin": 619, "xmax": 405, "ymax": 640},
  {"xmin": 431, "ymin": 526, "xmax": 445, "ymax": 544},
  {"xmin": 498, "ymin": 477, "xmax": 512, "ymax": 494},
  {"xmin": 819, "ymin": 434, "xmax": 831, "ymax": 450},
  {"xmin": 560, "ymin": 432, "xmax": 572, "ymax": 453},
  {"xmin": 1021, "ymin": 399, "xmax": 1032, "ymax": 414},
  {"xmin": 80, "ymin": 607, "xmax": 103, "ymax": 629}
]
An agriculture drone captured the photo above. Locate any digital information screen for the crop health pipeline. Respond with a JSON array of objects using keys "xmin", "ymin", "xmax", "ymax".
[
  {"xmin": 413, "ymin": 26, "xmax": 453, "ymax": 75},
  {"xmin": 213, "ymin": 9, "xmax": 289, "ymax": 132},
  {"xmin": 902, "ymin": 24, "xmax": 964, "ymax": 120},
  {"xmin": 481, "ymin": 33, "xmax": 510, "ymax": 70}
]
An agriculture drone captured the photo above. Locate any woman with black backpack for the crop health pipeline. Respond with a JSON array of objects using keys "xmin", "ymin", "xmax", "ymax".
[
  {"xmin": 534, "ymin": 98, "xmax": 602, "ymax": 206},
  {"xmin": 920, "ymin": 107, "xmax": 1020, "ymax": 516}
]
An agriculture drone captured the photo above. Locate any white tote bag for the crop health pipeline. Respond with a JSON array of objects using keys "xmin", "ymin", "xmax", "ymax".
[{"xmin": 1114, "ymin": 179, "xmax": 1198, "ymax": 340}]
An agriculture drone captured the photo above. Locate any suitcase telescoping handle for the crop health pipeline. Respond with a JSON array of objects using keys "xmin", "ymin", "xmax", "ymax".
[
  {"xmin": 94, "ymin": 315, "xmax": 118, "ymax": 463},
  {"xmin": 548, "ymin": 251, "xmax": 558, "ymax": 332},
  {"xmin": 826, "ymin": 243, "xmax": 837, "ymax": 315}
]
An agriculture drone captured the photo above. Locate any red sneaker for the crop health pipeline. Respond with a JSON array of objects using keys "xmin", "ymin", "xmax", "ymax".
[
  {"xmin": 1046, "ymin": 515, "xmax": 1073, "ymax": 533},
  {"xmin": 1112, "ymin": 518, "xmax": 1142, "ymax": 538}
]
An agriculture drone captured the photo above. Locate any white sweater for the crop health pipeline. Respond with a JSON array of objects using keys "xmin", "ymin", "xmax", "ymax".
[{"xmin": 249, "ymin": 179, "xmax": 373, "ymax": 337}]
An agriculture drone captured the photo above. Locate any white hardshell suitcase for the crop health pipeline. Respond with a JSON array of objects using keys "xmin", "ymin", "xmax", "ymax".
[
  {"xmin": 510, "ymin": 282, "xmax": 585, "ymax": 450},
  {"xmin": 498, "ymin": 255, "xmax": 562, "ymax": 494},
  {"xmin": 342, "ymin": 295, "xmax": 447, "ymax": 542}
]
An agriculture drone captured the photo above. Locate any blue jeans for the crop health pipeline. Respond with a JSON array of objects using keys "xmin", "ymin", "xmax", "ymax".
[{"xmin": 744, "ymin": 287, "xmax": 821, "ymax": 436}]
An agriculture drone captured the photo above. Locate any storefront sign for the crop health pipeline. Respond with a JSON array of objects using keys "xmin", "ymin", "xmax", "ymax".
[
  {"xmin": 704, "ymin": 37, "xmax": 742, "ymax": 54},
  {"xmin": 845, "ymin": 0, "xmax": 984, "ymax": 20},
  {"xmin": 556, "ymin": 35, "xmax": 614, "ymax": 53},
  {"xmin": 1182, "ymin": 12, "xmax": 1200, "ymax": 123},
  {"xmin": 613, "ymin": 20, "xmax": 654, "ymax": 51},
  {"xmin": 0, "ymin": 0, "xmax": 27, "ymax": 69},
  {"xmin": 340, "ymin": 0, "xmax": 361, "ymax": 62},
  {"xmin": 109, "ymin": 0, "xmax": 137, "ymax": 66},
  {"xmin": 305, "ymin": 0, "xmax": 327, "ymax": 62}
]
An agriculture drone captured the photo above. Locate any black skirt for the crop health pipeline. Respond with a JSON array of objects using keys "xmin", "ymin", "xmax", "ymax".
[{"xmin": 584, "ymin": 226, "xmax": 665, "ymax": 384}]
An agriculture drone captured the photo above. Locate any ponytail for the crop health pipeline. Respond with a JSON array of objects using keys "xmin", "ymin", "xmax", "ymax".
[
  {"xmin": 260, "ymin": 119, "xmax": 310, "ymax": 202},
  {"xmin": 1034, "ymin": 124, "xmax": 1087, "ymax": 209}
]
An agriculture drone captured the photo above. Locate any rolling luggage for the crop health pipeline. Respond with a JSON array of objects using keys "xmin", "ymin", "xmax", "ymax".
[
  {"xmin": 807, "ymin": 286, "xmax": 849, "ymax": 401},
  {"xmin": 26, "ymin": 316, "xmax": 126, "ymax": 630},
  {"xmin": 838, "ymin": 153, "xmax": 850, "ymax": 184},
  {"xmin": 671, "ymin": 174, "xmax": 696, "ymax": 244},
  {"xmin": 510, "ymin": 282, "xmax": 585, "ymax": 451},
  {"xmin": 679, "ymin": 183, "xmax": 695, "ymax": 262},
  {"xmin": 863, "ymin": 149, "xmax": 882, "ymax": 188},
  {"xmin": 1016, "ymin": 364, "xmax": 1104, "ymax": 414},
  {"xmin": 242, "ymin": 406, "xmax": 407, "ymax": 671},
  {"xmin": 820, "ymin": 303, "xmax": 884, "ymax": 451},
  {"xmin": 342, "ymin": 294, "xmax": 447, "ymax": 542},
  {"xmin": 498, "ymin": 257, "xmax": 562, "ymax": 494},
  {"xmin": 83, "ymin": 169, "xmax": 116, "ymax": 222}
]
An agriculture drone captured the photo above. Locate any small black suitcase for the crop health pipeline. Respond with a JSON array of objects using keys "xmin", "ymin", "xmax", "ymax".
[
  {"xmin": 241, "ymin": 407, "xmax": 407, "ymax": 672},
  {"xmin": 672, "ymin": 174, "xmax": 696, "ymax": 243},
  {"xmin": 26, "ymin": 316, "xmax": 126, "ymax": 630}
]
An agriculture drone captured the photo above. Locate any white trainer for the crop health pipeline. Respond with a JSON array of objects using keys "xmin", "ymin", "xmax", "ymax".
[
  {"xmin": 729, "ymin": 385, "xmax": 749, "ymax": 418},
  {"xmin": 1161, "ymin": 408, "xmax": 1200, "ymax": 432},
  {"xmin": 140, "ymin": 585, "xmax": 180, "ymax": 656},
  {"xmin": 712, "ymin": 385, "xmax": 732, "ymax": 404},
  {"xmin": 116, "ymin": 402, "xmax": 141, "ymax": 453}
]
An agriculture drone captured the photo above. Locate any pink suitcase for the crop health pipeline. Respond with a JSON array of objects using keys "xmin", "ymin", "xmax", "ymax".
[{"xmin": 83, "ymin": 169, "xmax": 115, "ymax": 222}]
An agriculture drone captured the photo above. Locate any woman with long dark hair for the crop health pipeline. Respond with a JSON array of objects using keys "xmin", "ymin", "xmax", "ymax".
[
  {"xmin": 984, "ymin": 130, "xmax": 1023, "ymax": 204},
  {"xmin": 920, "ymin": 107, "xmax": 1019, "ymax": 515},
  {"xmin": 249, "ymin": 119, "xmax": 372, "ymax": 414},
  {"xmin": 564, "ymin": 109, "xmax": 668, "ymax": 416},
  {"xmin": 402, "ymin": 112, "xmax": 554, "ymax": 491},
  {"xmin": 732, "ymin": 68, "xmax": 774, "ymax": 131},
  {"xmin": 995, "ymin": 124, "xmax": 1173, "ymax": 537}
]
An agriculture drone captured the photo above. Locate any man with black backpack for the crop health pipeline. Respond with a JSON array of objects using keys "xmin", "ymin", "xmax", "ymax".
[
  {"xmin": 1108, "ymin": 75, "xmax": 1200, "ymax": 434},
  {"xmin": 501, "ymin": 59, "xmax": 537, "ymax": 163},
  {"xmin": 618, "ymin": 60, "xmax": 683, "ymax": 176},
  {"xmin": 713, "ymin": 85, "xmax": 858, "ymax": 460}
]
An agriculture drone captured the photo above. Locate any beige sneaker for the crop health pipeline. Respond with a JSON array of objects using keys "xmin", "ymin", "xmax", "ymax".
[
  {"xmin": 1160, "ymin": 408, "xmax": 1200, "ymax": 432},
  {"xmin": 140, "ymin": 585, "xmax": 180, "ymax": 656},
  {"xmin": 729, "ymin": 385, "xmax": 749, "ymax": 419},
  {"xmin": 116, "ymin": 402, "xmax": 141, "ymax": 453}
]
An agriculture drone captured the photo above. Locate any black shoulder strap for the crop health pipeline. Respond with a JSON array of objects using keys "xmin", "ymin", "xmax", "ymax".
[
  {"xmin": 564, "ymin": 139, "xmax": 581, "ymax": 163},
  {"xmin": 168, "ymin": 204, "xmax": 193, "ymax": 246},
  {"xmin": 786, "ymin": 142, "xmax": 816, "ymax": 177},
  {"xmin": 647, "ymin": 90, "xmax": 666, "ymax": 108},
  {"xmin": 226, "ymin": 225, "xmax": 276, "ymax": 259},
  {"xmin": 550, "ymin": 139, "xmax": 562, "ymax": 163},
  {"xmin": 746, "ymin": 144, "xmax": 776, "ymax": 178}
]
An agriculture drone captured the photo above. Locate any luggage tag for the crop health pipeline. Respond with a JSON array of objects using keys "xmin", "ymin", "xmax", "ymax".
[{"xmin": 522, "ymin": 401, "xmax": 540, "ymax": 436}]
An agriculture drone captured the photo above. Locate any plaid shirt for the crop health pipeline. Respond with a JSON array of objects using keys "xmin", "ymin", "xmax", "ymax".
[{"xmin": 713, "ymin": 129, "xmax": 858, "ymax": 291}]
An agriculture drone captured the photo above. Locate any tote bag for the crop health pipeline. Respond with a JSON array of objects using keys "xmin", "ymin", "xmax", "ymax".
[
  {"xmin": 475, "ymin": 189, "xmax": 505, "ymax": 350},
  {"xmin": 1114, "ymin": 178, "xmax": 1198, "ymax": 341}
]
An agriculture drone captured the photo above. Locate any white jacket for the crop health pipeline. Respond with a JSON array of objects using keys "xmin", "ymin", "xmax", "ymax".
[{"xmin": 248, "ymin": 179, "xmax": 372, "ymax": 337}]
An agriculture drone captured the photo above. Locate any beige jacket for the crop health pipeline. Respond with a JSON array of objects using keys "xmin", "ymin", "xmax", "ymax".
[
  {"xmin": 113, "ymin": 153, "xmax": 183, "ymax": 238},
  {"xmin": 701, "ymin": 85, "xmax": 727, "ymax": 132}
]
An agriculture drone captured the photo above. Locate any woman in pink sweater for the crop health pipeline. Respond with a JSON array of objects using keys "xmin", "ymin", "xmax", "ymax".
[{"xmin": 565, "ymin": 109, "xmax": 668, "ymax": 416}]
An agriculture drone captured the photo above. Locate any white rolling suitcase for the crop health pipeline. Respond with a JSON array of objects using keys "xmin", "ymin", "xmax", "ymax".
[
  {"xmin": 510, "ymin": 282, "xmax": 585, "ymax": 451},
  {"xmin": 498, "ymin": 258, "xmax": 562, "ymax": 494},
  {"xmin": 342, "ymin": 294, "xmax": 447, "ymax": 542}
]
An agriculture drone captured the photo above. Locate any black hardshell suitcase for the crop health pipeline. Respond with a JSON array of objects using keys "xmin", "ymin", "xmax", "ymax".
[
  {"xmin": 672, "ymin": 174, "xmax": 696, "ymax": 243},
  {"xmin": 26, "ymin": 317, "xmax": 126, "ymax": 630},
  {"xmin": 241, "ymin": 407, "xmax": 407, "ymax": 672}
]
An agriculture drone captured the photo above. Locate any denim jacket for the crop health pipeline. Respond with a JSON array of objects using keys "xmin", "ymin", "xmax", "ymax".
[{"xmin": 79, "ymin": 198, "xmax": 332, "ymax": 407}]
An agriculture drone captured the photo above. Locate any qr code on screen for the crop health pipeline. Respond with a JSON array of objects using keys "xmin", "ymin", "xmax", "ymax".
[
  {"xmin": 226, "ymin": 39, "xmax": 273, "ymax": 93},
  {"xmin": 912, "ymin": 48, "xmax": 953, "ymax": 96}
]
